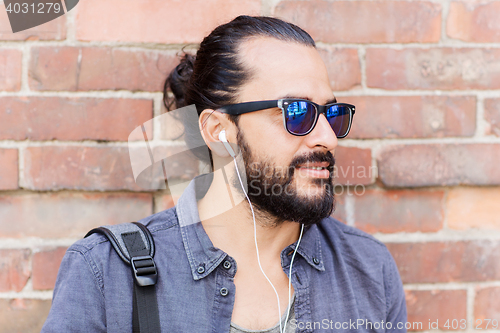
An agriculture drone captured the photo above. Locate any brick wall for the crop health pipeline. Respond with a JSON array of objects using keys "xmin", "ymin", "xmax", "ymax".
[{"xmin": 1, "ymin": 0, "xmax": 499, "ymax": 332}]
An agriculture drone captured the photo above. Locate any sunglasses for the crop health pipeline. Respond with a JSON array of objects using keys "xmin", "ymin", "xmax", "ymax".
[{"xmin": 219, "ymin": 99, "xmax": 355, "ymax": 138}]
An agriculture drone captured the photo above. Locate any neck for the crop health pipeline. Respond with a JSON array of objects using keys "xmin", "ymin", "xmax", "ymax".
[{"xmin": 197, "ymin": 166, "xmax": 301, "ymax": 262}]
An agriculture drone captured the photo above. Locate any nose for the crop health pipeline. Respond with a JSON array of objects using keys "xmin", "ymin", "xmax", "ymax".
[{"xmin": 304, "ymin": 114, "xmax": 338, "ymax": 151}]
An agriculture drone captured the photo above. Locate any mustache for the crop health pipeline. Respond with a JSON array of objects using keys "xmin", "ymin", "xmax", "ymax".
[{"xmin": 289, "ymin": 151, "xmax": 335, "ymax": 173}]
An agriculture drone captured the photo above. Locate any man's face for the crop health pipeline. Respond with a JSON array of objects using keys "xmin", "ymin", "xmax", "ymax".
[{"xmin": 233, "ymin": 37, "xmax": 339, "ymax": 225}]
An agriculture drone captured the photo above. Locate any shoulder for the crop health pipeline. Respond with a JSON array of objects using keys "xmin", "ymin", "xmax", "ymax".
[
  {"xmin": 318, "ymin": 216, "xmax": 387, "ymax": 248},
  {"xmin": 317, "ymin": 216, "xmax": 394, "ymax": 264},
  {"xmin": 68, "ymin": 207, "xmax": 179, "ymax": 256},
  {"xmin": 317, "ymin": 217, "xmax": 404, "ymax": 301},
  {"xmin": 317, "ymin": 218, "xmax": 407, "ymax": 322}
]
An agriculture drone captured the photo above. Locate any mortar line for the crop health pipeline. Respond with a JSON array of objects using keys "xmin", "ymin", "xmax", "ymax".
[
  {"xmin": 2, "ymin": 136, "xmax": 500, "ymax": 150},
  {"xmin": 2, "ymin": 37, "xmax": 500, "ymax": 49},
  {"xmin": 0, "ymin": 238, "xmax": 79, "ymax": 249},
  {"xmin": 475, "ymin": 96, "xmax": 488, "ymax": 137},
  {"xmin": 20, "ymin": 43, "xmax": 30, "ymax": 92},
  {"xmin": 65, "ymin": 2, "xmax": 76, "ymax": 43},
  {"xmin": 0, "ymin": 291, "xmax": 53, "ymax": 299},
  {"xmin": 375, "ymin": 231, "xmax": 500, "ymax": 243},
  {"xmin": 18, "ymin": 145, "xmax": 25, "ymax": 189},
  {"xmin": 2, "ymin": 89, "xmax": 500, "ymax": 99},
  {"xmin": 0, "ymin": 90, "xmax": 162, "ymax": 99},
  {"xmin": 403, "ymin": 281, "xmax": 500, "ymax": 290},
  {"xmin": 358, "ymin": 46, "xmax": 367, "ymax": 90},
  {"xmin": 439, "ymin": 0, "xmax": 451, "ymax": 45},
  {"xmin": 467, "ymin": 285, "xmax": 475, "ymax": 330}
]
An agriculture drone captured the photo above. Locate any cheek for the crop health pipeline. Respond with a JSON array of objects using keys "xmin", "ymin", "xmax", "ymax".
[
  {"xmin": 256, "ymin": 109, "xmax": 285, "ymax": 133},
  {"xmin": 251, "ymin": 131, "xmax": 301, "ymax": 167},
  {"xmin": 239, "ymin": 112, "xmax": 302, "ymax": 165}
]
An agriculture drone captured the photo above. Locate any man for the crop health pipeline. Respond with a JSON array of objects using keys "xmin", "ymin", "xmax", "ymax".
[{"xmin": 42, "ymin": 16, "xmax": 406, "ymax": 332}]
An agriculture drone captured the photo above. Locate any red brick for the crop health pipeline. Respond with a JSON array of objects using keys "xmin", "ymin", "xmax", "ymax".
[
  {"xmin": 366, "ymin": 48, "xmax": 500, "ymax": 90},
  {"xmin": 29, "ymin": 47, "xmax": 178, "ymax": 92},
  {"xmin": 275, "ymin": 1, "xmax": 441, "ymax": 44},
  {"xmin": 29, "ymin": 46, "xmax": 78, "ymax": 91},
  {"xmin": 353, "ymin": 189, "xmax": 444, "ymax": 233},
  {"xmin": 474, "ymin": 286, "xmax": 500, "ymax": 326},
  {"xmin": 405, "ymin": 290, "xmax": 467, "ymax": 331},
  {"xmin": 0, "ymin": 249, "xmax": 30, "ymax": 292},
  {"xmin": 378, "ymin": 144, "xmax": 500, "ymax": 187},
  {"xmin": 0, "ymin": 149, "xmax": 18, "ymax": 190},
  {"xmin": 0, "ymin": 192, "xmax": 152, "ymax": 238},
  {"xmin": 387, "ymin": 240, "xmax": 500, "ymax": 283},
  {"xmin": 32, "ymin": 247, "xmax": 67, "ymax": 290},
  {"xmin": 152, "ymin": 146, "xmax": 200, "ymax": 179},
  {"xmin": 0, "ymin": 49, "xmax": 22, "ymax": 91},
  {"xmin": 0, "ymin": 299, "xmax": 51, "ymax": 333},
  {"xmin": 341, "ymin": 96, "xmax": 476, "ymax": 139},
  {"xmin": 76, "ymin": 0, "xmax": 261, "ymax": 43},
  {"xmin": 318, "ymin": 48, "xmax": 361, "ymax": 91},
  {"xmin": 447, "ymin": 1, "xmax": 500, "ymax": 43},
  {"xmin": 23, "ymin": 146, "xmax": 142, "ymax": 191},
  {"xmin": 128, "ymin": 144, "xmax": 201, "ymax": 191},
  {"xmin": 334, "ymin": 146, "xmax": 373, "ymax": 186},
  {"xmin": 0, "ymin": 97, "xmax": 152, "ymax": 141},
  {"xmin": 0, "ymin": 7, "xmax": 65, "ymax": 41},
  {"xmin": 447, "ymin": 187, "xmax": 500, "ymax": 231},
  {"xmin": 485, "ymin": 98, "xmax": 500, "ymax": 137}
]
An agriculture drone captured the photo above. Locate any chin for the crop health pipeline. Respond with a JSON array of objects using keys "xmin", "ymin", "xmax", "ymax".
[
  {"xmin": 295, "ymin": 178, "xmax": 331, "ymax": 196},
  {"xmin": 296, "ymin": 187, "xmax": 325, "ymax": 199}
]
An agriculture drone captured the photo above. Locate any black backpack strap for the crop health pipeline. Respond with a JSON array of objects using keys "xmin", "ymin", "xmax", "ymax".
[{"xmin": 85, "ymin": 222, "xmax": 161, "ymax": 333}]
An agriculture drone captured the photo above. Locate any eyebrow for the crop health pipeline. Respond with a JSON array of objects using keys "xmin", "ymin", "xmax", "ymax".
[{"xmin": 278, "ymin": 95, "xmax": 338, "ymax": 105}]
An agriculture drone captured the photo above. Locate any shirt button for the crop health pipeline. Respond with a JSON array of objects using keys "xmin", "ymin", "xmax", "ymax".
[
  {"xmin": 220, "ymin": 287, "xmax": 229, "ymax": 296},
  {"xmin": 197, "ymin": 265, "xmax": 205, "ymax": 274},
  {"xmin": 223, "ymin": 260, "xmax": 232, "ymax": 269},
  {"xmin": 313, "ymin": 257, "xmax": 320, "ymax": 265}
]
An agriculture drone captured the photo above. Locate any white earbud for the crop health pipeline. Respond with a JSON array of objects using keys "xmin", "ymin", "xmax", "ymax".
[{"xmin": 218, "ymin": 130, "xmax": 236, "ymax": 158}]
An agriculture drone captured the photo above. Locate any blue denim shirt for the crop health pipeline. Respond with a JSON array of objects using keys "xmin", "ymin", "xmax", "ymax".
[{"xmin": 42, "ymin": 181, "xmax": 407, "ymax": 332}]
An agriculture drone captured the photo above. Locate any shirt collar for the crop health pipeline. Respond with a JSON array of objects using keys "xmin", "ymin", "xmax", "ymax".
[
  {"xmin": 281, "ymin": 224, "xmax": 325, "ymax": 272},
  {"xmin": 176, "ymin": 177, "xmax": 227, "ymax": 281},
  {"xmin": 176, "ymin": 176, "xmax": 325, "ymax": 280}
]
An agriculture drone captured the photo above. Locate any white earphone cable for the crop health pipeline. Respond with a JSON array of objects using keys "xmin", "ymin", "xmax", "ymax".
[
  {"xmin": 231, "ymin": 157, "xmax": 303, "ymax": 333},
  {"xmin": 282, "ymin": 223, "xmax": 303, "ymax": 333}
]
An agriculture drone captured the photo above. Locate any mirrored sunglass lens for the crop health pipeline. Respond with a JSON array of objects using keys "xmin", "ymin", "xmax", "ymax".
[
  {"xmin": 285, "ymin": 101, "xmax": 316, "ymax": 134},
  {"xmin": 327, "ymin": 105, "xmax": 351, "ymax": 137}
]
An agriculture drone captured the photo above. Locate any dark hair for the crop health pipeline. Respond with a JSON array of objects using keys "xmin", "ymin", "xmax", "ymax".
[
  {"xmin": 162, "ymin": 16, "xmax": 315, "ymax": 172},
  {"xmin": 163, "ymin": 15, "xmax": 316, "ymax": 121}
]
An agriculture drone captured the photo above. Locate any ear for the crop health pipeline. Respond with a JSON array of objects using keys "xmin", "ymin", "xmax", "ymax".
[{"xmin": 199, "ymin": 109, "xmax": 237, "ymax": 158}]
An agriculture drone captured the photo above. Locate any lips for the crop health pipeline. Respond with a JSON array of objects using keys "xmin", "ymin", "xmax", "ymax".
[
  {"xmin": 297, "ymin": 162, "xmax": 330, "ymax": 170},
  {"xmin": 289, "ymin": 151, "xmax": 335, "ymax": 180},
  {"xmin": 296, "ymin": 162, "xmax": 331, "ymax": 178}
]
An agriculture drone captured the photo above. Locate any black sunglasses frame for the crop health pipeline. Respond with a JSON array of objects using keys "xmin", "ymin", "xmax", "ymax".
[{"xmin": 218, "ymin": 99, "xmax": 355, "ymax": 138}]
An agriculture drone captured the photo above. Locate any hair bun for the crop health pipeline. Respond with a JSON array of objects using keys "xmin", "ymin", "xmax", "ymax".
[{"xmin": 163, "ymin": 53, "xmax": 195, "ymax": 110}]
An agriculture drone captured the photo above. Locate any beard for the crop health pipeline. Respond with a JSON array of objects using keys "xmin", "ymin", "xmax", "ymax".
[{"xmin": 235, "ymin": 129, "xmax": 335, "ymax": 227}]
